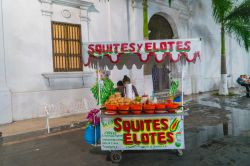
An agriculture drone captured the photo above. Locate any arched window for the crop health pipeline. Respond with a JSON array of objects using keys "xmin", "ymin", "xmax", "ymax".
[{"xmin": 149, "ymin": 14, "xmax": 174, "ymax": 40}]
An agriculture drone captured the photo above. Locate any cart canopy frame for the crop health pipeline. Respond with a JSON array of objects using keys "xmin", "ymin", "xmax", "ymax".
[{"xmin": 82, "ymin": 38, "xmax": 201, "ymax": 69}]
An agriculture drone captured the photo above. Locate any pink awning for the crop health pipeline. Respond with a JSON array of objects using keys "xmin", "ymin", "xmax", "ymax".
[{"xmin": 82, "ymin": 38, "xmax": 201, "ymax": 69}]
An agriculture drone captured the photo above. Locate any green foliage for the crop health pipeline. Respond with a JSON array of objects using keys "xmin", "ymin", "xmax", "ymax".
[
  {"xmin": 212, "ymin": 0, "xmax": 250, "ymax": 51},
  {"xmin": 91, "ymin": 78, "xmax": 115, "ymax": 105},
  {"xmin": 168, "ymin": 80, "xmax": 179, "ymax": 97},
  {"xmin": 169, "ymin": 0, "xmax": 172, "ymax": 6},
  {"xmin": 212, "ymin": 0, "xmax": 233, "ymax": 23},
  {"xmin": 143, "ymin": 0, "xmax": 148, "ymax": 39}
]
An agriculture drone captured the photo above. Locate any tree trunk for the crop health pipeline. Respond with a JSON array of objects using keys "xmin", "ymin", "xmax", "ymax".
[
  {"xmin": 143, "ymin": 0, "xmax": 148, "ymax": 40},
  {"xmin": 219, "ymin": 24, "xmax": 229, "ymax": 95}
]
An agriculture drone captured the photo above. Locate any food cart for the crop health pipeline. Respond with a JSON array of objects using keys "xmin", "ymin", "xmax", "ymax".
[{"xmin": 82, "ymin": 39, "xmax": 201, "ymax": 163}]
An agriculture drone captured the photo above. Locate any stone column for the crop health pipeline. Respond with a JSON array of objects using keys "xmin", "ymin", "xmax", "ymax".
[
  {"xmin": 130, "ymin": 1, "xmax": 152, "ymax": 95},
  {"xmin": 0, "ymin": 0, "xmax": 12, "ymax": 124},
  {"xmin": 40, "ymin": 0, "xmax": 53, "ymax": 72},
  {"xmin": 80, "ymin": 6, "xmax": 90, "ymax": 42},
  {"xmin": 79, "ymin": 5, "xmax": 96, "ymax": 87}
]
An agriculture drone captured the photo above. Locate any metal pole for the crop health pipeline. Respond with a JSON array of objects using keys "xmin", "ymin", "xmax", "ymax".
[
  {"xmin": 94, "ymin": 114, "xmax": 97, "ymax": 146},
  {"xmin": 96, "ymin": 61, "xmax": 101, "ymax": 146},
  {"xmin": 181, "ymin": 63, "xmax": 184, "ymax": 110},
  {"xmin": 97, "ymin": 62, "xmax": 101, "ymax": 106}
]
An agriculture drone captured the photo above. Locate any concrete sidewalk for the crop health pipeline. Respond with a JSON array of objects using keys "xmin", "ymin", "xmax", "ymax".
[{"xmin": 0, "ymin": 113, "xmax": 87, "ymax": 138}]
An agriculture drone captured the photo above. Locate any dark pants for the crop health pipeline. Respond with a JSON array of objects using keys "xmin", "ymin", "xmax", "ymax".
[{"xmin": 242, "ymin": 84, "xmax": 250, "ymax": 96}]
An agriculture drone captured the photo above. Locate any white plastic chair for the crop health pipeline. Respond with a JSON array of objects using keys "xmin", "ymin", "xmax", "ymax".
[
  {"xmin": 44, "ymin": 104, "xmax": 55, "ymax": 134},
  {"xmin": 235, "ymin": 84, "xmax": 247, "ymax": 96}
]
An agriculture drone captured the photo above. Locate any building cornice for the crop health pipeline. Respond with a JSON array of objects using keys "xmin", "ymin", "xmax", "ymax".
[
  {"xmin": 51, "ymin": 0, "xmax": 93, "ymax": 9},
  {"xmin": 39, "ymin": 0, "xmax": 93, "ymax": 20}
]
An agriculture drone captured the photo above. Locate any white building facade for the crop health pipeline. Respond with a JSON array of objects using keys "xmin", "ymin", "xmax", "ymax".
[{"xmin": 0, "ymin": 0, "xmax": 249, "ymax": 124}]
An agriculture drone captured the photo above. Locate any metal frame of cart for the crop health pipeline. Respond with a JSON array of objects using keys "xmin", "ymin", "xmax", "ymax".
[{"xmin": 82, "ymin": 38, "xmax": 201, "ymax": 163}]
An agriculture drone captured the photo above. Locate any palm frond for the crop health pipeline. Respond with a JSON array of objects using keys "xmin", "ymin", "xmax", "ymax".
[
  {"xmin": 225, "ymin": 19, "xmax": 250, "ymax": 51},
  {"xmin": 169, "ymin": 0, "xmax": 172, "ymax": 6},
  {"xmin": 212, "ymin": 0, "xmax": 233, "ymax": 23},
  {"xmin": 225, "ymin": 0, "xmax": 250, "ymax": 22}
]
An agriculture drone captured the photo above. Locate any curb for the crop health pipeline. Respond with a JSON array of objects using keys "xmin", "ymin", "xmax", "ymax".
[{"xmin": 2, "ymin": 121, "xmax": 88, "ymax": 145}]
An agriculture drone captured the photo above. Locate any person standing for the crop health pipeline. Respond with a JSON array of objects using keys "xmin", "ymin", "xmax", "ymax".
[
  {"xmin": 122, "ymin": 75, "xmax": 139, "ymax": 99},
  {"xmin": 115, "ymin": 80, "xmax": 125, "ymax": 97}
]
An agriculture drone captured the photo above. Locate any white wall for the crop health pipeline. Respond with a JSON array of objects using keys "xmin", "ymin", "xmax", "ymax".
[
  {"xmin": 0, "ymin": 0, "xmax": 99, "ymax": 123},
  {"xmin": 11, "ymin": 88, "xmax": 96, "ymax": 121},
  {"xmin": 0, "ymin": 0, "xmax": 12, "ymax": 124}
]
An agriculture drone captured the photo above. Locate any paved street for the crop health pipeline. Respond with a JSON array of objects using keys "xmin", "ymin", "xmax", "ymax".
[{"xmin": 1, "ymin": 94, "xmax": 250, "ymax": 166}]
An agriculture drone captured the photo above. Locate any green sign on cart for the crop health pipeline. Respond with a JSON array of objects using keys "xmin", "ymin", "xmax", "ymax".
[{"xmin": 101, "ymin": 115, "xmax": 184, "ymax": 150}]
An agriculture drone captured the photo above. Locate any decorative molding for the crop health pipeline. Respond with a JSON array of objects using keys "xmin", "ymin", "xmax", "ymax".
[
  {"xmin": 61, "ymin": 9, "xmax": 71, "ymax": 18},
  {"xmin": 42, "ymin": 71, "xmax": 94, "ymax": 87},
  {"xmin": 79, "ymin": 5, "xmax": 90, "ymax": 22},
  {"xmin": 79, "ymin": 5, "xmax": 90, "ymax": 11},
  {"xmin": 39, "ymin": 0, "xmax": 93, "ymax": 18},
  {"xmin": 42, "ymin": 71, "xmax": 93, "ymax": 79},
  {"xmin": 39, "ymin": 0, "xmax": 53, "ymax": 16},
  {"xmin": 80, "ymin": 15, "xmax": 90, "ymax": 22},
  {"xmin": 52, "ymin": 0, "xmax": 93, "ymax": 9},
  {"xmin": 132, "ymin": 0, "xmax": 143, "ymax": 9}
]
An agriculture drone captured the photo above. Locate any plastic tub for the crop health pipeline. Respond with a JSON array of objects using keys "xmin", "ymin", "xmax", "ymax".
[
  {"xmin": 143, "ymin": 104, "xmax": 155, "ymax": 114},
  {"xmin": 143, "ymin": 104, "xmax": 155, "ymax": 110},
  {"xmin": 155, "ymin": 104, "xmax": 166, "ymax": 114},
  {"xmin": 131, "ymin": 110, "xmax": 142, "ymax": 115},
  {"xmin": 166, "ymin": 103, "xmax": 179, "ymax": 114},
  {"xmin": 155, "ymin": 110, "xmax": 167, "ymax": 114},
  {"xmin": 168, "ymin": 109, "xmax": 176, "ymax": 114},
  {"xmin": 155, "ymin": 104, "xmax": 166, "ymax": 110},
  {"xmin": 118, "ymin": 105, "xmax": 130, "ymax": 115},
  {"xmin": 130, "ymin": 104, "xmax": 142, "ymax": 111},
  {"xmin": 105, "ymin": 105, "xmax": 117, "ymax": 111},
  {"xmin": 166, "ymin": 103, "xmax": 179, "ymax": 109},
  {"xmin": 144, "ymin": 110, "xmax": 155, "ymax": 114},
  {"xmin": 119, "ymin": 110, "xmax": 129, "ymax": 115},
  {"xmin": 105, "ymin": 110, "xmax": 117, "ymax": 115},
  {"xmin": 118, "ymin": 105, "xmax": 130, "ymax": 111}
]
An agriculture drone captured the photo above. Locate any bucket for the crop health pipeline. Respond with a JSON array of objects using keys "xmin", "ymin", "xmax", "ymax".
[
  {"xmin": 84, "ymin": 124, "xmax": 100, "ymax": 144},
  {"xmin": 174, "ymin": 96, "xmax": 181, "ymax": 102}
]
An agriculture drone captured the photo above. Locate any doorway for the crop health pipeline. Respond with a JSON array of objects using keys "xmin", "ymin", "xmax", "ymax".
[{"xmin": 148, "ymin": 14, "xmax": 174, "ymax": 92}]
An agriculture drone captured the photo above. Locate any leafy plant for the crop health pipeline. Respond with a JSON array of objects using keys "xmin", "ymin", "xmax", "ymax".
[{"xmin": 212, "ymin": 0, "xmax": 250, "ymax": 95}]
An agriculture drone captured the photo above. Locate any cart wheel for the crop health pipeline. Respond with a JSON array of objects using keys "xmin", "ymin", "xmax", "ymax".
[
  {"xmin": 176, "ymin": 149, "xmax": 183, "ymax": 157},
  {"xmin": 110, "ymin": 151, "xmax": 122, "ymax": 163}
]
